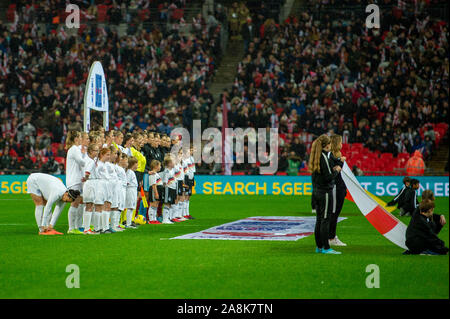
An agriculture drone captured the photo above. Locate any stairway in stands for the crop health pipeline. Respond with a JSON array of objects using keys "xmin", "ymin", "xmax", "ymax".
[
  {"xmin": 426, "ymin": 133, "xmax": 449, "ymax": 175},
  {"xmin": 207, "ymin": 39, "xmax": 245, "ymax": 126}
]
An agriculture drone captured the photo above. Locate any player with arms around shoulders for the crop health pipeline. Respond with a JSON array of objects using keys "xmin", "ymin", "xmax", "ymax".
[
  {"xmin": 65, "ymin": 130, "xmax": 87, "ymax": 235},
  {"xmin": 27, "ymin": 173, "xmax": 80, "ymax": 235}
]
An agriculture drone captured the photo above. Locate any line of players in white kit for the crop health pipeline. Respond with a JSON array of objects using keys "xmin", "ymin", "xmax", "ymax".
[{"xmin": 28, "ymin": 130, "xmax": 196, "ymax": 235}]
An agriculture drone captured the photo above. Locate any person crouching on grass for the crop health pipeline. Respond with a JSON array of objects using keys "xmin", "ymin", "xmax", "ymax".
[
  {"xmin": 387, "ymin": 176, "xmax": 411, "ymax": 209},
  {"xmin": 147, "ymin": 160, "xmax": 162, "ymax": 224},
  {"xmin": 405, "ymin": 200, "xmax": 449, "ymax": 255},
  {"xmin": 27, "ymin": 173, "xmax": 81, "ymax": 235},
  {"xmin": 309, "ymin": 135, "xmax": 342, "ymax": 254}
]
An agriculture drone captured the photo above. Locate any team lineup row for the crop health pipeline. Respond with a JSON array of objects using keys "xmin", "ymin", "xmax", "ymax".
[{"xmin": 27, "ymin": 128, "xmax": 196, "ymax": 235}]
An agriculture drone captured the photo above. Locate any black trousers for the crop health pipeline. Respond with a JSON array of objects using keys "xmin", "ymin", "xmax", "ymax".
[
  {"xmin": 406, "ymin": 237, "xmax": 449, "ymax": 255},
  {"xmin": 313, "ymin": 188, "xmax": 335, "ymax": 250},
  {"xmin": 311, "ymin": 194, "xmax": 317, "ymax": 211},
  {"xmin": 329, "ymin": 186, "xmax": 347, "ymax": 239}
]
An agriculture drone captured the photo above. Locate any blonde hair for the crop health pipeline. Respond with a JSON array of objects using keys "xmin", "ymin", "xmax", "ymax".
[
  {"xmin": 163, "ymin": 154, "xmax": 173, "ymax": 168},
  {"xmin": 65, "ymin": 131, "xmax": 81, "ymax": 150},
  {"xmin": 330, "ymin": 135, "xmax": 343, "ymax": 159},
  {"xmin": 150, "ymin": 159, "xmax": 161, "ymax": 171},
  {"xmin": 308, "ymin": 134, "xmax": 331, "ymax": 173}
]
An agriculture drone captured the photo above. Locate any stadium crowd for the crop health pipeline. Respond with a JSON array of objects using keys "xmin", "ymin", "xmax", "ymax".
[
  {"xmin": 0, "ymin": 0, "xmax": 448, "ymax": 176},
  {"xmin": 220, "ymin": 0, "xmax": 448, "ymax": 172},
  {"xmin": 1, "ymin": 0, "xmax": 224, "ymax": 174}
]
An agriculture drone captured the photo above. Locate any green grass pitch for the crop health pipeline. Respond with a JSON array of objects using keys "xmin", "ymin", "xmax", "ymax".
[{"xmin": 0, "ymin": 194, "xmax": 448, "ymax": 299}]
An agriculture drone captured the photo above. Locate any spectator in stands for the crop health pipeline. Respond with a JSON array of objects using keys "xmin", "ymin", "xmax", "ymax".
[{"xmin": 41, "ymin": 156, "xmax": 59, "ymax": 174}]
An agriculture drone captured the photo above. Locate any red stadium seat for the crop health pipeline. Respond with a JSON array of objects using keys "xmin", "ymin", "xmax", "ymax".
[
  {"xmin": 171, "ymin": 8, "xmax": 184, "ymax": 20},
  {"xmin": 54, "ymin": 157, "xmax": 65, "ymax": 165},
  {"xmin": 232, "ymin": 172, "xmax": 245, "ymax": 175},
  {"xmin": 97, "ymin": 4, "xmax": 108, "ymax": 22}
]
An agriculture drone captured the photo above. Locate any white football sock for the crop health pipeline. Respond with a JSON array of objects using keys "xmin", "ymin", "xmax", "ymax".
[
  {"xmin": 163, "ymin": 206, "xmax": 170, "ymax": 223},
  {"xmin": 77, "ymin": 205, "xmax": 84, "ymax": 229},
  {"xmin": 35, "ymin": 206, "xmax": 44, "ymax": 232},
  {"xmin": 114, "ymin": 211, "xmax": 121, "ymax": 228},
  {"xmin": 151, "ymin": 207, "xmax": 157, "ymax": 221},
  {"xmin": 187, "ymin": 200, "xmax": 190, "ymax": 215},
  {"xmin": 126, "ymin": 209, "xmax": 133, "ymax": 226},
  {"xmin": 83, "ymin": 208, "xmax": 92, "ymax": 231},
  {"xmin": 93, "ymin": 212, "xmax": 99, "ymax": 231},
  {"xmin": 68, "ymin": 206, "xmax": 77, "ymax": 231}
]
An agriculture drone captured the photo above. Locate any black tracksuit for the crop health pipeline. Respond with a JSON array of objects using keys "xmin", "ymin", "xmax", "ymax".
[
  {"xmin": 328, "ymin": 153, "xmax": 347, "ymax": 240},
  {"xmin": 401, "ymin": 187, "xmax": 419, "ymax": 215},
  {"xmin": 405, "ymin": 210, "xmax": 448, "ymax": 255},
  {"xmin": 311, "ymin": 151, "xmax": 339, "ymax": 250},
  {"xmin": 387, "ymin": 185, "xmax": 408, "ymax": 207}
]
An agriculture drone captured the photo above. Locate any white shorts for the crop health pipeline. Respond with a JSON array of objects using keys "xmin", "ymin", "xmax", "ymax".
[
  {"xmin": 125, "ymin": 186, "xmax": 137, "ymax": 210},
  {"xmin": 111, "ymin": 181, "xmax": 121, "ymax": 208},
  {"xmin": 26, "ymin": 174, "xmax": 41, "ymax": 197},
  {"xmin": 83, "ymin": 180, "xmax": 97, "ymax": 204},
  {"xmin": 95, "ymin": 180, "xmax": 109, "ymax": 205},
  {"xmin": 118, "ymin": 185, "xmax": 126, "ymax": 211}
]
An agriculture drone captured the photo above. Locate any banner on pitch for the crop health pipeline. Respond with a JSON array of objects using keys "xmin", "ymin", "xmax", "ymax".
[
  {"xmin": 341, "ymin": 162, "xmax": 408, "ymax": 249},
  {"xmin": 172, "ymin": 216, "xmax": 346, "ymax": 241}
]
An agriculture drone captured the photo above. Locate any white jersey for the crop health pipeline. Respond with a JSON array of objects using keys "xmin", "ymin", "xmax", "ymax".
[
  {"xmin": 95, "ymin": 160, "xmax": 110, "ymax": 180},
  {"xmin": 83, "ymin": 156, "xmax": 98, "ymax": 179},
  {"xmin": 66, "ymin": 145, "xmax": 86, "ymax": 189},
  {"xmin": 187, "ymin": 156, "xmax": 195, "ymax": 179},
  {"xmin": 106, "ymin": 162, "xmax": 118, "ymax": 180},
  {"xmin": 162, "ymin": 168, "xmax": 177, "ymax": 189},
  {"xmin": 116, "ymin": 165, "xmax": 127, "ymax": 187},
  {"xmin": 26, "ymin": 173, "xmax": 68, "ymax": 227},
  {"xmin": 126, "ymin": 170, "xmax": 138, "ymax": 189},
  {"xmin": 174, "ymin": 163, "xmax": 184, "ymax": 181},
  {"xmin": 182, "ymin": 158, "xmax": 189, "ymax": 178},
  {"xmin": 148, "ymin": 172, "xmax": 163, "ymax": 186}
]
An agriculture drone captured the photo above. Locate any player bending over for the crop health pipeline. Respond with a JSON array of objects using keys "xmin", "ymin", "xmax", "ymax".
[{"xmin": 27, "ymin": 173, "xmax": 80, "ymax": 235}]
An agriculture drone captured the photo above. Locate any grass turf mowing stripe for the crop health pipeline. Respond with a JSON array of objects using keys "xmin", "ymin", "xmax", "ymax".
[{"xmin": 0, "ymin": 194, "xmax": 448, "ymax": 299}]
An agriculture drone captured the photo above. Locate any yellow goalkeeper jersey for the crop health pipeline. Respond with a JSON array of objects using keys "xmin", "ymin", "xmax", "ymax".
[{"xmin": 130, "ymin": 147, "xmax": 146, "ymax": 173}]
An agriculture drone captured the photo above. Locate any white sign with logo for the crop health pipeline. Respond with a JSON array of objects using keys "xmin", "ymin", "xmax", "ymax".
[{"xmin": 83, "ymin": 61, "xmax": 109, "ymax": 132}]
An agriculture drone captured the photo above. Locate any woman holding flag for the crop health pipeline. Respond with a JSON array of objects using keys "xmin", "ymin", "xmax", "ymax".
[
  {"xmin": 309, "ymin": 134, "xmax": 342, "ymax": 255},
  {"xmin": 329, "ymin": 134, "xmax": 347, "ymax": 247}
]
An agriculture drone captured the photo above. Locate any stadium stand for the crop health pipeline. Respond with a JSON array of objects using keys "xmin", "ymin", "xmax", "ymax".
[
  {"xmin": 0, "ymin": 0, "xmax": 448, "ymax": 176},
  {"xmin": 217, "ymin": 0, "xmax": 448, "ymax": 175}
]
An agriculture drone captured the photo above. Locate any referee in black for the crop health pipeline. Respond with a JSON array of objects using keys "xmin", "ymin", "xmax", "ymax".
[{"xmin": 309, "ymin": 134, "xmax": 342, "ymax": 254}]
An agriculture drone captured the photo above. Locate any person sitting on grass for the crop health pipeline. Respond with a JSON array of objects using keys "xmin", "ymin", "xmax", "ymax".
[
  {"xmin": 404, "ymin": 200, "xmax": 449, "ymax": 255},
  {"xmin": 415, "ymin": 190, "xmax": 446, "ymax": 235}
]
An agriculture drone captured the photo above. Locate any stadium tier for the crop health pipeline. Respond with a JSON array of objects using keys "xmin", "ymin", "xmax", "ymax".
[{"xmin": 0, "ymin": 0, "xmax": 448, "ymax": 176}]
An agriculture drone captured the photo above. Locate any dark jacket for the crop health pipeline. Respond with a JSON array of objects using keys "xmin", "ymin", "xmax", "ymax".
[
  {"xmin": 312, "ymin": 151, "xmax": 338, "ymax": 192},
  {"xmin": 387, "ymin": 185, "xmax": 408, "ymax": 207},
  {"xmin": 402, "ymin": 187, "xmax": 419, "ymax": 214},
  {"xmin": 406, "ymin": 210, "xmax": 448, "ymax": 254},
  {"xmin": 329, "ymin": 152, "xmax": 346, "ymax": 190}
]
